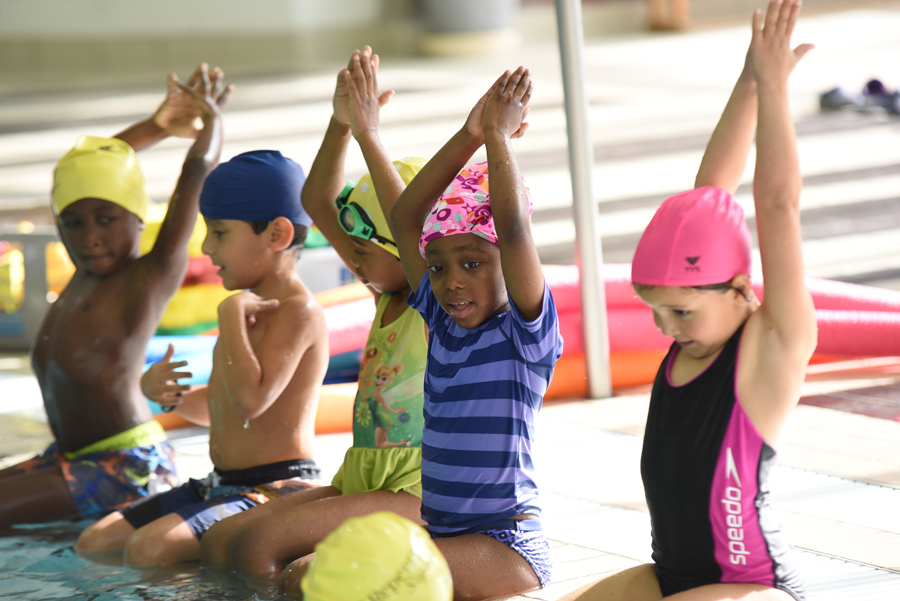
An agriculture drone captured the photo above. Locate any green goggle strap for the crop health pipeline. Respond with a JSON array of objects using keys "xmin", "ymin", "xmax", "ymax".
[{"xmin": 334, "ymin": 182, "xmax": 397, "ymax": 248}]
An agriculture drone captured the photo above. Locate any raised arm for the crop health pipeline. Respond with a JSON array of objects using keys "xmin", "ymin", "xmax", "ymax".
[
  {"xmin": 694, "ymin": 50, "xmax": 758, "ymax": 193},
  {"xmin": 482, "ymin": 67, "xmax": 543, "ymax": 321},
  {"xmin": 301, "ymin": 53, "xmax": 360, "ymax": 270},
  {"xmin": 114, "ymin": 66, "xmax": 214, "ymax": 152},
  {"xmin": 751, "ymin": 0, "xmax": 815, "ymax": 346},
  {"xmin": 391, "ymin": 76, "xmax": 504, "ymax": 292},
  {"xmin": 148, "ymin": 64, "xmax": 230, "ymax": 271},
  {"xmin": 215, "ymin": 291, "xmax": 321, "ymax": 421},
  {"xmin": 346, "ymin": 48, "xmax": 405, "ymax": 229}
]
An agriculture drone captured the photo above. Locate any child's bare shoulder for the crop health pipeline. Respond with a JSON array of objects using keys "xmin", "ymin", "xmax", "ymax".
[{"xmin": 267, "ymin": 285, "xmax": 327, "ymax": 344}]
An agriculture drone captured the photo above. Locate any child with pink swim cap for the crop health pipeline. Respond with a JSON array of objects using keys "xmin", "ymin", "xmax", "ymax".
[
  {"xmin": 565, "ymin": 2, "xmax": 816, "ymax": 600},
  {"xmin": 390, "ymin": 66, "xmax": 563, "ymax": 600}
]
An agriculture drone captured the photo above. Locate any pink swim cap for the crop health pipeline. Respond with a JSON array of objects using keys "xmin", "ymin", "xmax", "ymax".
[
  {"xmin": 631, "ymin": 186, "xmax": 751, "ymax": 287},
  {"xmin": 419, "ymin": 162, "xmax": 531, "ymax": 258}
]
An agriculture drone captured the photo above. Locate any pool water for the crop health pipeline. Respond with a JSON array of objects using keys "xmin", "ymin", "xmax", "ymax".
[{"xmin": 0, "ymin": 521, "xmax": 284, "ymax": 601}]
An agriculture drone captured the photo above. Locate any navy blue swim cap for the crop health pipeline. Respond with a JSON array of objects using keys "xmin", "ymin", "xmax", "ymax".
[{"xmin": 200, "ymin": 150, "xmax": 311, "ymax": 227}]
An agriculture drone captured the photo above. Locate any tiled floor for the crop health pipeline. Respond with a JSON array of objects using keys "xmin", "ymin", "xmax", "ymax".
[{"xmin": 10, "ymin": 364, "xmax": 900, "ymax": 599}]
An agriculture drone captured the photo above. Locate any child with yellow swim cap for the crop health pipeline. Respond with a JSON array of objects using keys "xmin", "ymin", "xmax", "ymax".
[
  {"xmin": 76, "ymin": 150, "xmax": 329, "ymax": 567},
  {"xmin": 0, "ymin": 64, "xmax": 231, "ymax": 527},
  {"xmin": 198, "ymin": 48, "xmax": 430, "ymax": 587}
]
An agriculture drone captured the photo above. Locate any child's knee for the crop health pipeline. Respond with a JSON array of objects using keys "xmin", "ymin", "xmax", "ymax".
[
  {"xmin": 229, "ymin": 516, "xmax": 284, "ymax": 574},
  {"xmin": 123, "ymin": 517, "xmax": 195, "ymax": 567},
  {"xmin": 200, "ymin": 518, "xmax": 232, "ymax": 568},
  {"xmin": 280, "ymin": 555, "xmax": 314, "ymax": 595},
  {"xmin": 75, "ymin": 512, "xmax": 131, "ymax": 554},
  {"xmin": 124, "ymin": 526, "xmax": 165, "ymax": 566}
]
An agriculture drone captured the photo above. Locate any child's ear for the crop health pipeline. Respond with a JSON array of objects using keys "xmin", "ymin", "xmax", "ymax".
[
  {"xmin": 268, "ymin": 216, "xmax": 295, "ymax": 251},
  {"xmin": 730, "ymin": 275, "xmax": 753, "ymax": 305}
]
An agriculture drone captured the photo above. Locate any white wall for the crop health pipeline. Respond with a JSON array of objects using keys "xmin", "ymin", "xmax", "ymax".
[{"xmin": 0, "ymin": 0, "xmax": 381, "ymax": 37}]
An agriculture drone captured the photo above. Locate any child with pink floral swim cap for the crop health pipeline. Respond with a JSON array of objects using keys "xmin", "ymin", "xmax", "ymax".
[
  {"xmin": 390, "ymin": 66, "xmax": 563, "ymax": 600},
  {"xmin": 564, "ymin": 2, "xmax": 816, "ymax": 600}
]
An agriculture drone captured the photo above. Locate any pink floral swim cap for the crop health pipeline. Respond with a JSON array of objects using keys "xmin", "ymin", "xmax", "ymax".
[
  {"xmin": 631, "ymin": 186, "xmax": 751, "ymax": 287},
  {"xmin": 418, "ymin": 162, "xmax": 531, "ymax": 258}
]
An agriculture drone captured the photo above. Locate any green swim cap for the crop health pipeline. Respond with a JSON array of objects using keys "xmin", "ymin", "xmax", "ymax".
[{"xmin": 302, "ymin": 511, "xmax": 452, "ymax": 601}]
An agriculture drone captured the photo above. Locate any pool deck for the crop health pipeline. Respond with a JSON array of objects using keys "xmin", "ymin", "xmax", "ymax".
[
  {"xmin": 3, "ymin": 357, "xmax": 900, "ymax": 599},
  {"xmin": 3, "ymin": 1, "xmax": 900, "ymax": 598}
]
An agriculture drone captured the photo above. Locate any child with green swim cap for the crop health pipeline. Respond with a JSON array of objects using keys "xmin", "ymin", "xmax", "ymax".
[
  {"xmin": 0, "ymin": 64, "xmax": 231, "ymax": 527},
  {"xmin": 199, "ymin": 48, "xmax": 431, "ymax": 587}
]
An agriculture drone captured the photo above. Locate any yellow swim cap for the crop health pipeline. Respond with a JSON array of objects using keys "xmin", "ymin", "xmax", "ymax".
[
  {"xmin": 342, "ymin": 157, "xmax": 427, "ymax": 258},
  {"xmin": 52, "ymin": 136, "xmax": 149, "ymax": 222},
  {"xmin": 302, "ymin": 511, "xmax": 452, "ymax": 601}
]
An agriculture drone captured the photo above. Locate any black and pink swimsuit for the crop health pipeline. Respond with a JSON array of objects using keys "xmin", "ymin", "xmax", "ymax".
[{"xmin": 640, "ymin": 327, "xmax": 805, "ymax": 600}]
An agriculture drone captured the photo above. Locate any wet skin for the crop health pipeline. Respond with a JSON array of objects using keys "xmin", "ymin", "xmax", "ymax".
[
  {"xmin": 199, "ymin": 218, "xmax": 327, "ymax": 470},
  {"xmin": 31, "ymin": 198, "xmax": 180, "ymax": 452},
  {"xmin": 424, "ymin": 233, "xmax": 508, "ymax": 330}
]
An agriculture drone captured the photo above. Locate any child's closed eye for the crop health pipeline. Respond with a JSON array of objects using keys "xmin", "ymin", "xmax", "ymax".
[{"xmin": 673, "ymin": 309, "xmax": 691, "ymax": 318}]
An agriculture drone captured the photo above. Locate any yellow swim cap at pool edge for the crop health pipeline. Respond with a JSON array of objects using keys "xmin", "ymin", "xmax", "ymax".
[
  {"xmin": 301, "ymin": 511, "xmax": 452, "ymax": 601},
  {"xmin": 52, "ymin": 136, "xmax": 149, "ymax": 221},
  {"xmin": 344, "ymin": 157, "xmax": 427, "ymax": 258}
]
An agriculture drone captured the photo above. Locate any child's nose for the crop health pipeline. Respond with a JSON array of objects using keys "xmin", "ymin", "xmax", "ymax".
[
  {"xmin": 444, "ymin": 267, "xmax": 463, "ymax": 290},
  {"xmin": 659, "ymin": 318, "xmax": 679, "ymax": 338},
  {"xmin": 200, "ymin": 233, "xmax": 213, "ymax": 256},
  {"xmin": 84, "ymin": 223, "xmax": 103, "ymax": 248}
]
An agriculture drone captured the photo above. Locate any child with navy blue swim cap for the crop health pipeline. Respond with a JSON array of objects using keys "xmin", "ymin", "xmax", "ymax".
[
  {"xmin": 76, "ymin": 149, "xmax": 330, "ymax": 567},
  {"xmin": 200, "ymin": 150, "xmax": 313, "ymax": 252},
  {"xmin": 199, "ymin": 47, "xmax": 431, "ymax": 586}
]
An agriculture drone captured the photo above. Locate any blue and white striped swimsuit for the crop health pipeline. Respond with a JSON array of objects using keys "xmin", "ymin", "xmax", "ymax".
[{"xmin": 410, "ymin": 274, "xmax": 563, "ymax": 536}]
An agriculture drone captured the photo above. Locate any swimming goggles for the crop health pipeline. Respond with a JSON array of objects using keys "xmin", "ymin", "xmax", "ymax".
[{"xmin": 334, "ymin": 182, "xmax": 397, "ymax": 249}]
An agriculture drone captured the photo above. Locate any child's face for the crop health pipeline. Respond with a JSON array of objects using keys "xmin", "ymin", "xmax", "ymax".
[
  {"xmin": 201, "ymin": 218, "xmax": 268, "ymax": 291},
  {"xmin": 635, "ymin": 285, "xmax": 745, "ymax": 360},
  {"xmin": 349, "ymin": 238, "xmax": 408, "ymax": 295},
  {"xmin": 424, "ymin": 233, "xmax": 508, "ymax": 329},
  {"xmin": 57, "ymin": 198, "xmax": 141, "ymax": 277}
]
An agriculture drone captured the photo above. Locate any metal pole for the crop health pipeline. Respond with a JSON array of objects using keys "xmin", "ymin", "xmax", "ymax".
[{"xmin": 554, "ymin": 0, "xmax": 612, "ymax": 398}]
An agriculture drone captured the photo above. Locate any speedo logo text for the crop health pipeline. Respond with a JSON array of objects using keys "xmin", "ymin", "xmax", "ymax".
[{"xmin": 720, "ymin": 447, "xmax": 750, "ymax": 565}]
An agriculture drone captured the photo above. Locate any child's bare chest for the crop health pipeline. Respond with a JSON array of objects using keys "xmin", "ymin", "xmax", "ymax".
[{"xmin": 32, "ymin": 277, "xmax": 136, "ymax": 383}]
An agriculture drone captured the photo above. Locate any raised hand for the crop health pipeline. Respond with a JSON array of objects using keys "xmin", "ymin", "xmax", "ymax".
[
  {"xmin": 141, "ymin": 343, "xmax": 193, "ymax": 409},
  {"xmin": 153, "ymin": 64, "xmax": 233, "ymax": 138},
  {"xmin": 483, "ymin": 66, "xmax": 533, "ymax": 141},
  {"xmin": 333, "ymin": 54, "xmax": 353, "ymax": 126},
  {"xmin": 749, "ymin": 0, "xmax": 814, "ymax": 85},
  {"xmin": 461, "ymin": 73, "xmax": 507, "ymax": 145},
  {"xmin": 346, "ymin": 46, "xmax": 395, "ymax": 140}
]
